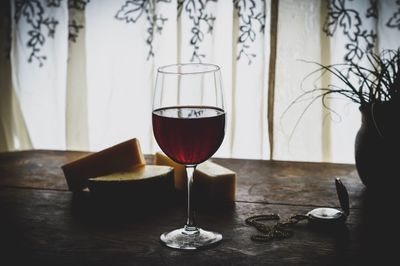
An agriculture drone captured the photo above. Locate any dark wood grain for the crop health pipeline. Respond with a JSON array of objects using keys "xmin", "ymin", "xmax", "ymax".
[
  {"xmin": 0, "ymin": 150, "xmax": 89, "ymax": 190},
  {"xmin": 0, "ymin": 150, "xmax": 395, "ymax": 266},
  {"xmin": 211, "ymin": 158, "xmax": 364, "ymax": 208},
  {"xmin": 0, "ymin": 187, "xmax": 395, "ymax": 266}
]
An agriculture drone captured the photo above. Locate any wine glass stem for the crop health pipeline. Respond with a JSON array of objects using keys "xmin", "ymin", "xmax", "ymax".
[{"xmin": 185, "ymin": 165, "xmax": 197, "ymax": 232}]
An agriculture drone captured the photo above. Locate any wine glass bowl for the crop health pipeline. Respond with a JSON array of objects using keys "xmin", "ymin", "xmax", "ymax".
[
  {"xmin": 152, "ymin": 106, "xmax": 225, "ymax": 165},
  {"xmin": 152, "ymin": 63, "xmax": 225, "ymax": 250}
]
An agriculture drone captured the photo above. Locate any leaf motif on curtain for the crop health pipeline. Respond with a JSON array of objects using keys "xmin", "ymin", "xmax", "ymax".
[
  {"xmin": 181, "ymin": 0, "xmax": 216, "ymax": 62},
  {"xmin": 68, "ymin": 19, "xmax": 84, "ymax": 42},
  {"xmin": 68, "ymin": 0, "xmax": 90, "ymax": 43},
  {"xmin": 115, "ymin": 0, "xmax": 216, "ymax": 62},
  {"xmin": 366, "ymin": 0, "xmax": 377, "ymax": 19},
  {"xmin": 13, "ymin": 0, "xmax": 93, "ymax": 64},
  {"xmin": 68, "ymin": 0, "xmax": 90, "ymax": 10},
  {"xmin": 323, "ymin": 0, "xmax": 400, "ymax": 64},
  {"xmin": 47, "ymin": 0, "xmax": 62, "ymax": 7},
  {"xmin": 233, "ymin": 0, "xmax": 265, "ymax": 65},
  {"xmin": 115, "ymin": 0, "xmax": 265, "ymax": 64},
  {"xmin": 386, "ymin": 0, "xmax": 400, "ymax": 29},
  {"xmin": 14, "ymin": 0, "xmax": 60, "ymax": 67},
  {"xmin": 323, "ymin": 0, "xmax": 373, "ymax": 64},
  {"xmin": 115, "ymin": 0, "xmax": 146, "ymax": 23},
  {"xmin": 115, "ymin": 0, "xmax": 170, "ymax": 60}
]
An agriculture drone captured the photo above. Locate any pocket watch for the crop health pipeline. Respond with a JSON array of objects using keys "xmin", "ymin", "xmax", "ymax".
[{"xmin": 245, "ymin": 178, "xmax": 350, "ymax": 241}]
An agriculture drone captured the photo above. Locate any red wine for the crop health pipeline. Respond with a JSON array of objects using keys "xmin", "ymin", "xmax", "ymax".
[{"xmin": 153, "ymin": 106, "xmax": 225, "ymax": 165}]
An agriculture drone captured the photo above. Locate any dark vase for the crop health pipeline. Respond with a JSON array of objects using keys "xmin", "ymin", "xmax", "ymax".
[{"xmin": 354, "ymin": 102, "xmax": 400, "ymax": 189}]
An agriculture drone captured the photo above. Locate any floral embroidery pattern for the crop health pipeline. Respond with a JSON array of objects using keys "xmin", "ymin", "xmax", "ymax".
[
  {"xmin": 68, "ymin": 0, "xmax": 90, "ymax": 43},
  {"xmin": 68, "ymin": 0, "xmax": 90, "ymax": 10},
  {"xmin": 68, "ymin": 19, "xmax": 84, "ymax": 42},
  {"xmin": 323, "ymin": 0, "xmax": 400, "ymax": 64},
  {"xmin": 115, "ymin": 0, "xmax": 170, "ymax": 60},
  {"xmin": 179, "ymin": 0, "xmax": 217, "ymax": 62},
  {"xmin": 13, "ymin": 0, "xmax": 400, "ymax": 67},
  {"xmin": 116, "ymin": 0, "xmax": 265, "ymax": 64},
  {"xmin": 365, "ymin": 0, "xmax": 377, "ymax": 19},
  {"xmin": 386, "ymin": 0, "xmax": 400, "ymax": 29},
  {"xmin": 323, "ymin": 0, "xmax": 377, "ymax": 64},
  {"xmin": 14, "ymin": 0, "xmax": 60, "ymax": 67},
  {"xmin": 233, "ymin": 0, "xmax": 265, "ymax": 65},
  {"xmin": 47, "ymin": 0, "xmax": 62, "ymax": 7}
]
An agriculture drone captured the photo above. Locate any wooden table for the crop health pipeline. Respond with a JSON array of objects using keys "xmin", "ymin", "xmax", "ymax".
[{"xmin": 0, "ymin": 150, "xmax": 397, "ymax": 265}]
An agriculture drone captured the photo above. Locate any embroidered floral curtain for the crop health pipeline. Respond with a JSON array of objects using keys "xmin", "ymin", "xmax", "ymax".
[{"xmin": 1, "ymin": 0, "xmax": 399, "ymax": 163}]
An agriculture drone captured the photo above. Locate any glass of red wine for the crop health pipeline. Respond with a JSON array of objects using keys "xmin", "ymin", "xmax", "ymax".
[{"xmin": 152, "ymin": 63, "xmax": 225, "ymax": 250}]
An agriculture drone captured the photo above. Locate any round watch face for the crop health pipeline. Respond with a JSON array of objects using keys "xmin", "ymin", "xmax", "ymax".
[{"xmin": 307, "ymin": 207, "xmax": 344, "ymax": 221}]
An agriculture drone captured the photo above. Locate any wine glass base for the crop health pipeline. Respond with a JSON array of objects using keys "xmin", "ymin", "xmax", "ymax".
[{"xmin": 160, "ymin": 227, "xmax": 222, "ymax": 250}]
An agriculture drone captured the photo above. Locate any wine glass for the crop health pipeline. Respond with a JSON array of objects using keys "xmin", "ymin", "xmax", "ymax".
[{"xmin": 152, "ymin": 63, "xmax": 225, "ymax": 250}]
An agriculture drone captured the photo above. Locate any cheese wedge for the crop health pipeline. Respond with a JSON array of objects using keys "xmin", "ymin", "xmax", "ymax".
[
  {"xmin": 154, "ymin": 152, "xmax": 236, "ymax": 204},
  {"xmin": 153, "ymin": 152, "xmax": 186, "ymax": 191},
  {"xmin": 62, "ymin": 138, "xmax": 146, "ymax": 192},
  {"xmin": 88, "ymin": 165, "xmax": 174, "ymax": 205},
  {"xmin": 195, "ymin": 161, "xmax": 236, "ymax": 204}
]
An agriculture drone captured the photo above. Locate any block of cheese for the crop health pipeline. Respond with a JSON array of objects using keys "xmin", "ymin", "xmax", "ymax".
[
  {"xmin": 88, "ymin": 165, "xmax": 174, "ymax": 205},
  {"xmin": 62, "ymin": 138, "xmax": 146, "ymax": 192},
  {"xmin": 195, "ymin": 161, "xmax": 236, "ymax": 205},
  {"xmin": 153, "ymin": 152, "xmax": 186, "ymax": 191},
  {"xmin": 154, "ymin": 152, "xmax": 236, "ymax": 204}
]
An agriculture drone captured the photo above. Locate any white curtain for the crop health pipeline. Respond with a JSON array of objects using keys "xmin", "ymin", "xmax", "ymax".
[
  {"xmin": 275, "ymin": 0, "xmax": 400, "ymax": 163},
  {"xmin": 1, "ymin": 0, "xmax": 399, "ymax": 163}
]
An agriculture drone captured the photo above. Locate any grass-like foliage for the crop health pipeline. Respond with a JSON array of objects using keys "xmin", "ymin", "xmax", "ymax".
[
  {"xmin": 283, "ymin": 49, "xmax": 400, "ymax": 139},
  {"xmin": 297, "ymin": 49, "xmax": 400, "ymax": 107}
]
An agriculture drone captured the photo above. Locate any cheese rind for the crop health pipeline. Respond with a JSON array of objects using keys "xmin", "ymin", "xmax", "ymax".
[
  {"xmin": 62, "ymin": 138, "xmax": 146, "ymax": 191},
  {"xmin": 89, "ymin": 165, "xmax": 173, "ymax": 182},
  {"xmin": 88, "ymin": 165, "xmax": 174, "ymax": 204}
]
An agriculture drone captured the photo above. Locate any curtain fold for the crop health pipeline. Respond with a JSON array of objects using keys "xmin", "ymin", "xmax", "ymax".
[
  {"xmin": 274, "ymin": 0, "xmax": 325, "ymax": 162},
  {"xmin": 9, "ymin": 0, "xmax": 68, "ymax": 150},
  {"xmin": 66, "ymin": 0, "xmax": 89, "ymax": 150},
  {"xmin": 1, "ymin": 0, "xmax": 399, "ymax": 163},
  {"xmin": 0, "ymin": 1, "xmax": 32, "ymax": 151}
]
